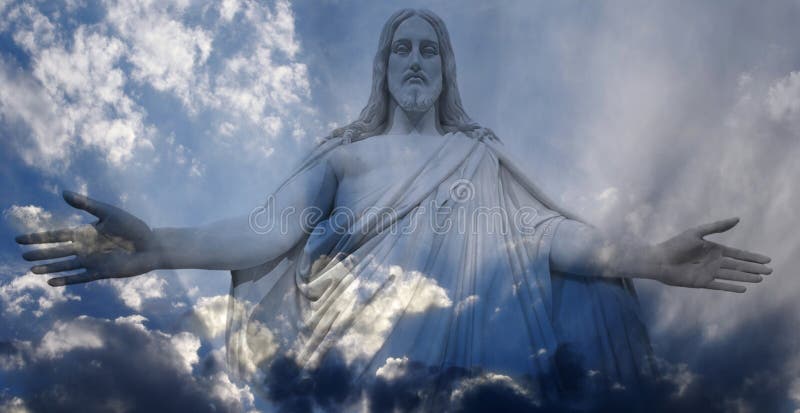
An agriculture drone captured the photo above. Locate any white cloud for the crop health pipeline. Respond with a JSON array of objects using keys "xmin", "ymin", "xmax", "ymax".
[
  {"xmin": 241, "ymin": 319, "xmax": 278, "ymax": 376},
  {"xmin": 104, "ymin": 0, "xmax": 213, "ymax": 111},
  {"xmin": 1, "ymin": 0, "xmax": 312, "ymax": 173},
  {"xmin": 203, "ymin": 349, "xmax": 256, "ymax": 410},
  {"xmin": 767, "ymin": 71, "xmax": 800, "ymax": 122},
  {"xmin": 0, "ymin": 272, "xmax": 81, "ymax": 317},
  {"xmin": 190, "ymin": 294, "xmax": 229, "ymax": 339},
  {"xmin": 333, "ymin": 265, "xmax": 452, "ymax": 364},
  {"xmin": 169, "ymin": 331, "xmax": 201, "ymax": 373},
  {"xmin": 454, "ymin": 294, "xmax": 479, "ymax": 315},
  {"xmin": 653, "ymin": 358, "xmax": 697, "ymax": 398},
  {"xmin": 449, "ymin": 373, "xmax": 533, "ymax": 405},
  {"xmin": 375, "ymin": 356, "xmax": 410, "ymax": 381},
  {"xmin": 197, "ymin": 348, "xmax": 255, "ymax": 412},
  {"xmin": 105, "ymin": 273, "xmax": 167, "ymax": 311},
  {"xmin": 219, "ymin": 0, "xmax": 242, "ymax": 22},
  {"xmin": 3, "ymin": 205, "xmax": 53, "ymax": 233},
  {"xmin": 0, "ymin": 397, "xmax": 31, "ymax": 413},
  {"xmin": 1, "ymin": 4, "xmax": 153, "ymax": 169},
  {"xmin": 114, "ymin": 314, "xmax": 149, "ymax": 331},
  {"xmin": 37, "ymin": 316, "xmax": 105, "ymax": 359},
  {"xmin": 210, "ymin": 0, "xmax": 310, "ymax": 135}
]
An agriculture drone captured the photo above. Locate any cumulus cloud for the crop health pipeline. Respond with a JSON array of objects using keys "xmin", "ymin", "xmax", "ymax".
[
  {"xmin": 113, "ymin": 314, "xmax": 148, "ymax": 331},
  {"xmin": 104, "ymin": 0, "xmax": 213, "ymax": 110},
  {"xmin": 0, "ymin": 0, "xmax": 312, "ymax": 171},
  {"xmin": 3, "ymin": 203, "xmax": 84, "ymax": 237},
  {"xmin": 104, "ymin": 273, "xmax": 167, "ymax": 311},
  {"xmin": 36, "ymin": 316, "xmax": 104, "ymax": 359},
  {"xmin": 374, "ymin": 356, "xmax": 410, "ymax": 381},
  {"xmin": 170, "ymin": 331, "xmax": 201, "ymax": 374},
  {"xmin": 0, "ymin": 315, "xmax": 256, "ymax": 412},
  {"xmin": 335, "ymin": 266, "xmax": 452, "ymax": 363},
  {"xmin": 185, "ymin": 294, "xmax": 229, "ymax": 339},
  {"xmin": 1, "ymin": 4, "xmax": 152, "ymax": 169},
  {"xmin": 449, "ymin": 373, "xmax": 538, "ymax": 412},
  {"xmin": 2, "ymin": 205, "xmax": 53, "ymax": 234},
  {"xmin": 0, "ymin": 272, "xmax": 81, "ymax": 317}
]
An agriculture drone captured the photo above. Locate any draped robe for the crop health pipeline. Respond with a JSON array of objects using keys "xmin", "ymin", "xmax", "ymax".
[{"xmin": 226, "ymin": 132, "xmax": 653, "ymax": 407}]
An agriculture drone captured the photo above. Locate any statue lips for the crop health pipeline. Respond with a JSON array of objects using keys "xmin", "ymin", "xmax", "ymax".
[{"xmin": 404, "ymin": 72, "xmax": 426, "ymax": 84}]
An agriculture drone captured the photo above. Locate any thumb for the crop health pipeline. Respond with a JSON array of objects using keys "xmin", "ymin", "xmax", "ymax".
[{"xmin": 695, "ymin": 217, "xmax": 739, "ymax": 237}]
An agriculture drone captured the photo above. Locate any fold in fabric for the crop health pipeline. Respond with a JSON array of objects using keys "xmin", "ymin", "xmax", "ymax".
[{"xmin": 227, "ymin": 132, "xmax": 654, "ymax": 407}]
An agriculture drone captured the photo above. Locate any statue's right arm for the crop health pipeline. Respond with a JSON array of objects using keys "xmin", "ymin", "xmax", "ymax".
[
  {"xmin": 153, "ymin": 159, "xmax": 338, "ymax": 271},
  {"xmin": 16, "ymin": 158, "xmax": 339, "ymax": 286}
]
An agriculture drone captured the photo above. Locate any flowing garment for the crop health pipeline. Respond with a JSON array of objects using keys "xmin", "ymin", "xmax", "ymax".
[{"xmin": 226, "ymin": 132, "xmax": 653, "ymax": 409}]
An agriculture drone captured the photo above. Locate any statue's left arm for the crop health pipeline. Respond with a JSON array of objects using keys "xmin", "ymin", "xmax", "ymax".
[{"xmin": 549, "ymin": 218, "xmax": 772, "ymax": 293}]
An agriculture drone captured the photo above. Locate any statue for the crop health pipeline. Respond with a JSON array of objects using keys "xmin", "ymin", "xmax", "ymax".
[{"xmin": 15, "ymin": 8, "xmax": 772, "ymax": 411}]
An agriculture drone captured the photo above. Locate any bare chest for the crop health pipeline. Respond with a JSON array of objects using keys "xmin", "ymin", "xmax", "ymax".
[{"xmin": 331, "ymin": 135, "xmax": 445, "ymax": 210}]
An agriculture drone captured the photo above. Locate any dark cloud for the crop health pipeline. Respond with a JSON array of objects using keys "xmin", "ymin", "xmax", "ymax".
[
  {"xmin": 1, "ymin": 316, "xmax": 249, "ymax": 413},
  {"xmin": 249, "ymin": 305, "xmax": 800, "ymax": 413},
  {"xmin": 263, "ymin": 350, "xmax": 355, "ymax": 413}
]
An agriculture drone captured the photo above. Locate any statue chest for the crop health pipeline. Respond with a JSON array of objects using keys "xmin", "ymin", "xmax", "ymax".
[{"xmin": 332, "ymin": 135, "xmax": 444, "ymax": 212}]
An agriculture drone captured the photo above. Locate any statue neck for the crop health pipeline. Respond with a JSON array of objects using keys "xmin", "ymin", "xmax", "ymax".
[{"xmin": 384, "ymin": 101, "xmax": 443, "ymax": 136}]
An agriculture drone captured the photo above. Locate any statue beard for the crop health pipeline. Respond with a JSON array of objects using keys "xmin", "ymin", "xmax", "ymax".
[{"xmin": 395, "ymin": 84, "xmax": 442, "ymax": 114}]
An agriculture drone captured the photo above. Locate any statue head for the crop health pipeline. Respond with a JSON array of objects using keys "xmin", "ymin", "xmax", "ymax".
[
  {"xmin": 386, "ymin": 15, "xmax": 443, "ymax": 115},
  {"xmin": 330, "ymin": 9, "xmax": 495, "ymax": 142}
]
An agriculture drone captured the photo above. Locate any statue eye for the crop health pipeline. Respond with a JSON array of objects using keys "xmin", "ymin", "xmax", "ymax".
[
  {"xmin": 393, "ymin": 43, "xmax": 410, "ymax": 54},
  {"xmin": 422, "ymin": 45, "xmax": 438, "ymax": 56}
]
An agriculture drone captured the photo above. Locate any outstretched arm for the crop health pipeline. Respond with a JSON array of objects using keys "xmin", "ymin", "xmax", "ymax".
[
  {"xmin": 550, "ymin": 218, "xmax": 773, "ymax": 293},
  {"xmin": 152, "ymin": 160, "xmax": 337, "ymax": 271},
  {"xmin": 16, "ymin": 159, "xmax": 338, "ymax": 286}
]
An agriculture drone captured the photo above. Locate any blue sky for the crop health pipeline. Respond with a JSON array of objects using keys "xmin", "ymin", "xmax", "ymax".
[{"xmin": 1, "ymin": 0, "xmax": 800, "ymax": 411}]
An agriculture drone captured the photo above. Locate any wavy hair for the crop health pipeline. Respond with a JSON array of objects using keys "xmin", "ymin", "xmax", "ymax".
[{"xmin": 329, "ymin": 9, "xmax": 496, "ymax": 143}]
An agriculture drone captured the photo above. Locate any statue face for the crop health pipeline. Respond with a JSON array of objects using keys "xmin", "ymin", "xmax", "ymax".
[{"xmin": 387, "ymin": 16, "xmax": 443, "ymax": 114}]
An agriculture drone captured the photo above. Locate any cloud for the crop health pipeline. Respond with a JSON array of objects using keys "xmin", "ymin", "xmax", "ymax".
[
  {"xmin": 36, "ymin": 316, "xmax": 104, "ymax": 359},
  {"xmin": 2, "ymin": 205, "xmax": 53, "ymax": 234},
  {"xmin": 334, "ymin": 266, "xmax": 452, "ymax": 364},
  {"xmin": 113, "ymin": 314, "xmax": 148, "ymax": 331},
  {"xmin": 448, "ymin": 373, "xmax": 539, "ymax": 413},
  {"xmin": 1, "ymin": 1, "xmax": 799, "ymax": 411},
  {"xmin": 767, "ymin": 71, "xmax": 800, "ymax": 122},
  {"xmin": 103, "ymin": 0, "xmax": 213, "ymax": 111},
  {"xmin": 0, "ymin": 396, "xmax": 31, "ymax": 413},
  {"xmin": 0, "ymin": 315, "xmax": 256, "ymax": 412},
  {"xmin": 184, "ymin": 294, "xmax": 229, "ymax": 339},
  {"xmin": 169, "ymin": 331, "xmax": 201, "ymax": 374},
  {"xmin": 0, "ymin": 340, "xmax": 31, "ymax": 371},
  {"xmin": 1, "ymin": 4, "xmax": 153, "ymax": 169},
  {"xmin": 206, "ymin": 0, "xmax": 311, "ymax": 141},
  {"xmin": 0, "ymin": 272, "xmax": 81, "ymax": 317},
  {"xmin": 0, "ymin": 0, "xmax": 312, "ymax": 172},
  {"xmin": 104, "ymin": 273, "xmax": 167, "ymax": 311},
  {"xmin": 374, "ymin": 356, "xmax": 410, "ymax": 381}
]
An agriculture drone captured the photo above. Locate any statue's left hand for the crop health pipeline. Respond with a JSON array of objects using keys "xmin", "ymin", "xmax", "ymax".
[{"xmin": 654, "ymin": 217, "xmax": 772, "ymax": 293}]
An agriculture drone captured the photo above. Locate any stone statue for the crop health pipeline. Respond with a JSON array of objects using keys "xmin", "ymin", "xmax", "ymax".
[{"xmin": 15, "ymin": 8, "xmax": 771, "ymax": 410}]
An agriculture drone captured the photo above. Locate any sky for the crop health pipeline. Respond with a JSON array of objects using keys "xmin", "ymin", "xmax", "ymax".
[{"xmin": 1, "ymin": 0, "xmax": 799, "ymax": 412}]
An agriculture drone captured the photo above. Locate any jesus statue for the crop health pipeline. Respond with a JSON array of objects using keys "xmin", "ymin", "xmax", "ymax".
[{"xmin": 16, "ymin": 8, "xmax": 772, "ymax": 411}]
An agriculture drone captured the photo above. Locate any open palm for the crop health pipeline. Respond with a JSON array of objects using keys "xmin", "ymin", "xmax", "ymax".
[
  {"xmin": 656, "ymin": 218, "xmax": 772, "ymax": 293},
  {"xmin": 16, "ymin": 191, "xmax": 158, "ymax": 286}
]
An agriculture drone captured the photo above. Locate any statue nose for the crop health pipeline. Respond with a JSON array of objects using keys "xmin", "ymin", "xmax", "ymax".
[{"xmin": 410, "ymin": 62, "xmax": 421, "ymax": 72}]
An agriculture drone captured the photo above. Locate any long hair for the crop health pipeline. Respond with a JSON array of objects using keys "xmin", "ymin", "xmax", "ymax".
[{"xmin": 329, "ymin": 9, "xmax": 496, "ymax": 143}]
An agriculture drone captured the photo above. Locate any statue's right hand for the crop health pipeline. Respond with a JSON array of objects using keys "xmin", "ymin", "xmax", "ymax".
[{"xmin": 15, "ymin": 191, "xmax": 159, "ymax": 287}]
